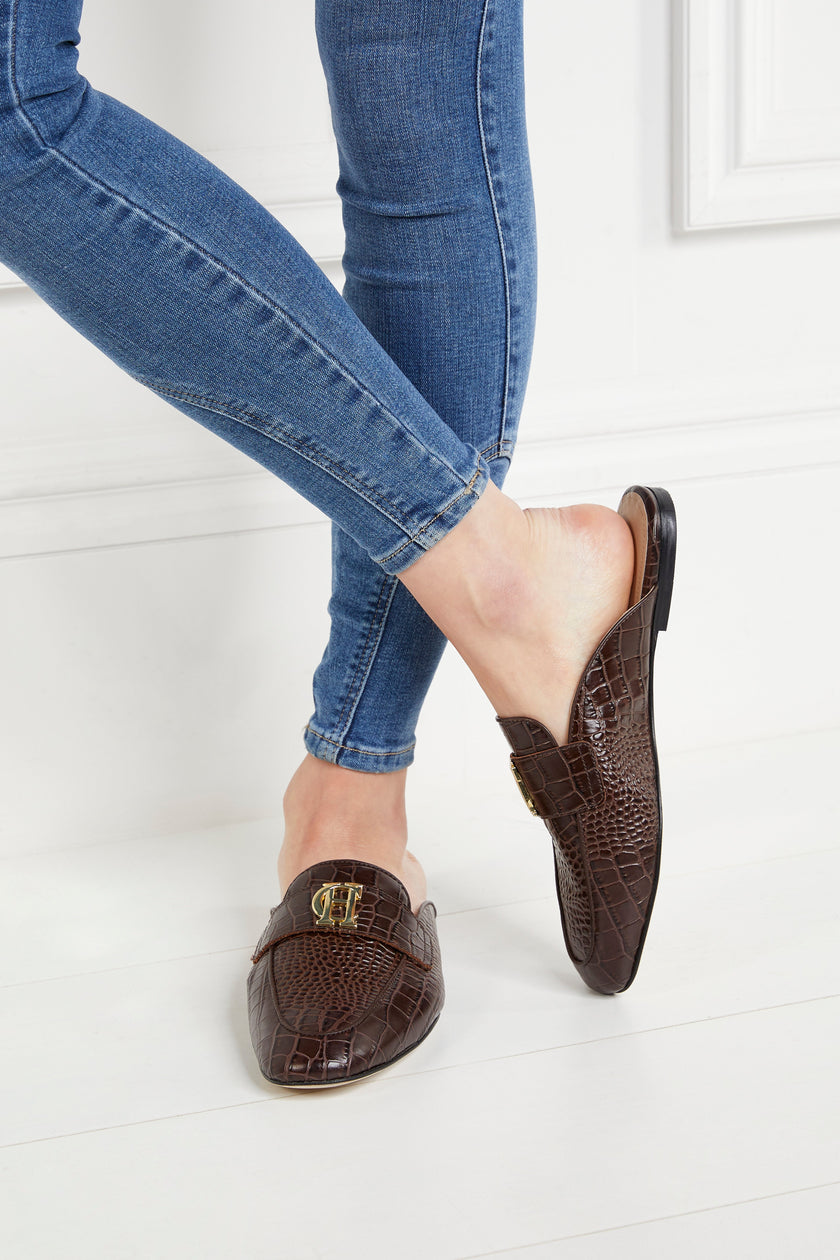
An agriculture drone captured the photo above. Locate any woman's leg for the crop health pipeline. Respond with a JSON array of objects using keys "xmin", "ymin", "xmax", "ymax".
[
  {"xmin": 306, "ymin": 0, "xmax": 537, "ymax": 771},
  {"xmin": 280, "ymin": 0, "xmax": 538, "ymax": 901},
  {"xmin": 0, "ymin": 0, "xmax": 490, "ymax": 571},
  {"xmin": 1, "ymin": 2, "xmax": 636, "ymax": 890}
]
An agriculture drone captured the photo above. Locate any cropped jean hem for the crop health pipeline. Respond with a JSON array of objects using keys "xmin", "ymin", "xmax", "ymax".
[
  {"xmin": 372, "ymin": 460, "xmax": 488, "ymax": 576},
  {"xmin": 303, "ymin": 724, "xmax": 416, "ymax": 772}
]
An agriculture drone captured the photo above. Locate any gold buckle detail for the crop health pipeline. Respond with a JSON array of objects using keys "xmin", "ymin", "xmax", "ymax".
[
  {"xmin": 510, "ymin": 763, "xmax": 539, "ymax": 816},
  {"xmin": 311, "ymin": 882, "xmax": 364, "ymax": 928}
]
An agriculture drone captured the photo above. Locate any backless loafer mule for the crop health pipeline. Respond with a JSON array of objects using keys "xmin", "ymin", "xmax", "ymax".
[
  {"xmin": 247, "ymin": 859, "xmax": 444, "ymax": 1087},
  {"xmin": 498, "ymin": 485, "xmax": 677, "ymax": 995}
]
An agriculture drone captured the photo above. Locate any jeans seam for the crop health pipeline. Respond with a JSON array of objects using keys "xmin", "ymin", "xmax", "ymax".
[
  {"xmin": 375, "ymin": 463, "xmax": 484, "ymax": 568},
  {"xmin": 305, "ymin": 725, "xmax": 416, "ymax": 758},
  {"xmin": 331, "ymin": 572, "xmax": 398, "ymax": 739},
  {"xmin": 8, "ymin": 4, "xmax": 477, "ymax": 501},
  {"xmin": 476, "ymin": 0, "xmax": 512, "ymax": 455},
  {"xmin": 131, "ymin": 376, "xmax": 425, "ymax": 531},
  {"xmin": 480, "ymin": 439, "xmax": 513, "ymax": 462}
]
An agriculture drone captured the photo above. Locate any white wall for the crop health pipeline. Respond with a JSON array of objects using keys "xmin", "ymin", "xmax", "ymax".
[{"xmin": 2, "ymin": 0, "xmax": 839, "ymax": 855}]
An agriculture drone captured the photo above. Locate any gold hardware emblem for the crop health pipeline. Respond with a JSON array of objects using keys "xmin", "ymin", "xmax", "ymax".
[
  {"xmin": 510, "ymin": 763, "xmax": 539, "ymax": 816},
  {"xmin": 311, "ymin": 882, "xmax": 364, "ymax": 928}
]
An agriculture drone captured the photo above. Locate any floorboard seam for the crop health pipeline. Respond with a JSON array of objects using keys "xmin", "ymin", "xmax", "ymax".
[
  {"xmin": 453, "ymin": 1179, "xmax": 840, "ymax": 1258},
  {"xmin": 2, "ymin": 994, "xmax": 836, "ymax": 1153}
]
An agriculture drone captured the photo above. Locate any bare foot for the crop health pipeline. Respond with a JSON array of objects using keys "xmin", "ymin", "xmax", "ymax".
[
  {"xmin": 278, "ymin": 754, "xmax": 427, "ymax": 913},
  {"xmin": 399, "ymin": 486, "xmax": 636, "ymax": 746}
]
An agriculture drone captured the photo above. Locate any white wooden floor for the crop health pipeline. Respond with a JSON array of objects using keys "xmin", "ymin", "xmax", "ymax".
[{"xmin": 1, "ymin": 729, "xmax": 837, "ymax": 1259}]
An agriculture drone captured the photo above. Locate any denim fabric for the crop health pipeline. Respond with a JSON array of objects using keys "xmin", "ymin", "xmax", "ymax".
[
  {"xmin": 0, "ymin": 0, "xmax": 536, "ymax": 772},
  {"xmin": 306, "ymin": 0, "xmax": 537, "ymax": 770}
]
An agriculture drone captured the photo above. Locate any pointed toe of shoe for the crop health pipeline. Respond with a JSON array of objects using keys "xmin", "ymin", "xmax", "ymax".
[{"xmin": 247, "ymin": 860, "xmax": 444, "ymax": 1088}]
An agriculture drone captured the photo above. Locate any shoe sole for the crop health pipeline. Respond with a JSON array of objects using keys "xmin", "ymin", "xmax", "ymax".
[{"xmin": 615, "ymin": 484, "xmax": 677, "ymax": 992}]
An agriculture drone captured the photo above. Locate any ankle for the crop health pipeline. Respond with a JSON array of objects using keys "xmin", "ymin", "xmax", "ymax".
[
  {"xmin": 283, "ymin": 754, "xmax": 407, "ymax": 830},
  {"xmin": 278, "ymin": 756, "xmax": 424, "ymax": 908},
  {"xmin": 281, "ymin": 754, "xmax": 409, "ymax": 872},
  {"xmin": 400, "ymin": 481, "xmax": 536, "ymax": 641}
]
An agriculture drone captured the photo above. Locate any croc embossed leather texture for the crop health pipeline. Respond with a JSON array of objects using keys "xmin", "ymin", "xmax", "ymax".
[
  {"xmin": 498, "ymin": 484, "xmax": 677, "ymax": 995},
  {"xmin": 247, "ymin": 859, "xmax": 444, "ymax": 1088}
]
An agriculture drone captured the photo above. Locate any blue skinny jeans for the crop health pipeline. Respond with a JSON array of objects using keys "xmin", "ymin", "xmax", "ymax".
[{"xmin": 0, "ymin": 0, "xmax": 537, "ymax": 772}]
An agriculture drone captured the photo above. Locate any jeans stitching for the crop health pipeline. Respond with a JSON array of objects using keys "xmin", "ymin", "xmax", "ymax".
[
  {"xmin": 8, "ymin": 3, "xmax": 477, "ymax": 496},
  {"xmin": 476, "ymin": 0, "xmax": 512, "ymax": 454},
  {"xmin": 376, "ymin": 463, "xmax": 484, "ymax": 568},
  {"xmin": 130, "ymin": 376, "xmax": 427, "ymax": 530},
  {"xmin": 305, "ymin": 725, "xmax": 415, "ymax": 758},
  {"xmin": 480, "ymin": 440, "xmax": 513, "ymax": 461},
  {"xmin": 331, "ymin": 572, "xmax": 398, "ymax": 738}
]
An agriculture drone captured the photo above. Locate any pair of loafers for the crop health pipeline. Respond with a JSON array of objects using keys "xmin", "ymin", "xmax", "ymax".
[{"xmin": 247, "ymin": 485, "xmax": 677, "ymax": 1088}]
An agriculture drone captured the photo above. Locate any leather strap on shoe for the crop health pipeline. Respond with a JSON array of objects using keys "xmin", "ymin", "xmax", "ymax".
[
  {"xmin": 250, "ymin": 861, "xmax": 436, "ymax": 971},
  {"xmin": 497, "ymin": 717, "xmax": 605, "ymax": 819}
]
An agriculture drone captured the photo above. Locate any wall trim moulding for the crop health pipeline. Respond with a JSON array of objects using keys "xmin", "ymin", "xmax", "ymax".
[
  {"xmin": 0, "ymin": 140, "xmax": 344, "ymax": 290},
  {"xmin": 674, "ymin": 0, "xmax": 840, "ymax": 229},
  {"xmin": 3, "ymin": 406, "xmax": 838, "ymax": 561}
]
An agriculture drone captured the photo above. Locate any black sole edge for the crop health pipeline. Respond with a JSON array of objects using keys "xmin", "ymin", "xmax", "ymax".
[
  {"xmin": 616, "ymin": 484, "xmax": 677, "ymax": 993},
  {"xmin": 648, "ymin": 485, "xmax": 678, "ymax": 637}
]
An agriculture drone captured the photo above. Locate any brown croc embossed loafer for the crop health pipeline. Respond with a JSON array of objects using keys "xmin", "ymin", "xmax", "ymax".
[
  {"xmin": 497, "ymin": 484, "xmax": 677, "ymax": 995},
  {"xmin": 247, "ymin": 859, "xmax": 444, "ymax": 1088}
]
